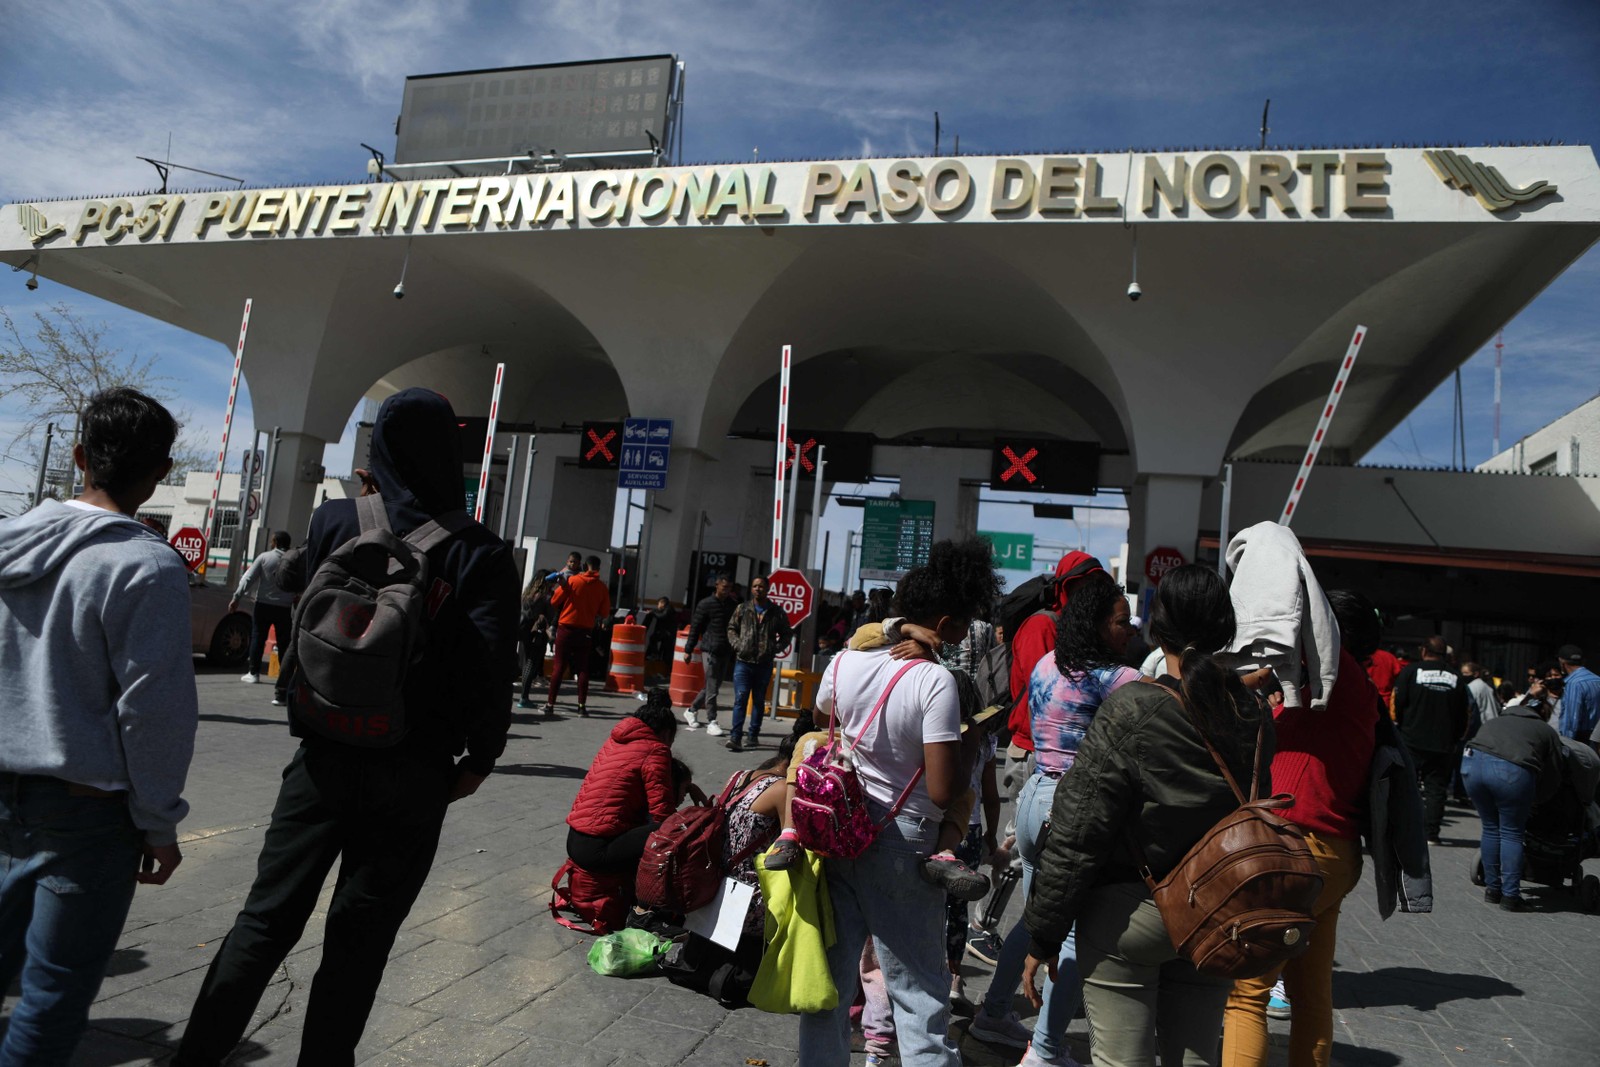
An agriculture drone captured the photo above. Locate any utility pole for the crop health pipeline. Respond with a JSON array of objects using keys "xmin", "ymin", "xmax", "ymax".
[{"xmin": 1493, "ymin": 331, "xmax": 1504, "ymax": 456}]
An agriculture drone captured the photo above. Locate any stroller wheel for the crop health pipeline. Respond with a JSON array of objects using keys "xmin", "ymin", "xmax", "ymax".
[
  {"xmin": 1580, "ymin": 875, "xmax": 1600, "ymax": 914},
  {"xmin": 1470, "ymin": 856, "xmax": 1485, "ymax": 887}
]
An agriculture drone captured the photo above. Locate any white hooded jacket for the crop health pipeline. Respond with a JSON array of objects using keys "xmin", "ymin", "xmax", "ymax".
[{"xmin": 1225, "ymin": 521, "xmax": 1341, "ymax": 709}]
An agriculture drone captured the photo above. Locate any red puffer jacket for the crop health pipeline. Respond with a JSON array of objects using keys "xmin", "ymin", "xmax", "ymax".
[{"xmin": 567, "ymin": 717, "xmax": 676, "ymax": 837}]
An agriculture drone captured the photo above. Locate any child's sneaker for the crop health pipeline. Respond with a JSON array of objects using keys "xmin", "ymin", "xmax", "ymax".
[
  {"xmin": 1266, "ymin": 977, "xmax": 1291, "ymax": 1019},
  {"xmin": 966, "ymin": 925, "xmax": 1004, "ymax": 966},
  {"xmin": 765, "ymin": 835, "xmax": 802, "ymax": 871},
  {"xmin": 968, "ymin": 1008, "xmax": 1031, "ymax": 1049},
  {"xmin": 920, "ymin": 852, "xmax": 990, "ymax": 901}
]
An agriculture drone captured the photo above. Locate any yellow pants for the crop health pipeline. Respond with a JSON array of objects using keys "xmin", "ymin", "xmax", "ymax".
[{"xmin": 1221, "ymin": 832, "xmax": 1363, "ymax": 1067}]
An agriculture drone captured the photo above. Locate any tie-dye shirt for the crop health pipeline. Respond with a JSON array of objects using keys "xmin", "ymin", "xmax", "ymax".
[{"xmin": 1029, "ymin": 658, "xmax": 1141, "ymax": 775}]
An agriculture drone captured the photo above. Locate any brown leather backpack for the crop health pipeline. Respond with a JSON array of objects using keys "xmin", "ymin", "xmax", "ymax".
[{"xmin": 1129, "ymin": 684, "xmax": 1325, "ymax": 979}]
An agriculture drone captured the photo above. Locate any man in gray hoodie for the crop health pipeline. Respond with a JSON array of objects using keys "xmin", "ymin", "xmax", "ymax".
[{"xmin": 0, "ymin": 387, "xmax": 198, "ymax": 1064}]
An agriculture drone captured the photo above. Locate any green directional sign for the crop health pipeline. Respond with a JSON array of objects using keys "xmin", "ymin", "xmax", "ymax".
[{"xmin": 979, "ymin": 530, "xmax": 1035, "ymax": 571}]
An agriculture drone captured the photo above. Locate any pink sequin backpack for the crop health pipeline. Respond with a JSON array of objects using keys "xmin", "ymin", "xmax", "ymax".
[{"xmin": 792, "ymin": 654, "xmax": 932, "ymax": 859}]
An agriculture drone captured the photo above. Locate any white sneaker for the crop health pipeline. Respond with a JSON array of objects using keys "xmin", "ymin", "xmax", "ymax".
[
  {"xmin": 1019, "ymin": 1041, "xmax": 1081, "ymax": 1067},
  {"xmin": 682, "ymin": 708, "xmax": 699, "ymax": 728},
  {"xmin": 968, "ymin": 1008, "xmax": 1032, "ymax": 1050},
  {"xmin": 705, "ymin": 721, "xmax": 724, "ymax": 737},
  {"xmin": 240, "ymin": 673, "xmax": 259, "ymax": 684}
]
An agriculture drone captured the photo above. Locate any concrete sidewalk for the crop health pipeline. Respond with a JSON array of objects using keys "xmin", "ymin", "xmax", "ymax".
[{"xmin": 8, "ymin": 665, "xmax": 1599, "ymax": 1066}]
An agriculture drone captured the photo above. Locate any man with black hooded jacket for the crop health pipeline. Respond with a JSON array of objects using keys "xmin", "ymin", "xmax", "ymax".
[{"xmin": 175, "ymin": 389, "xmax": 519, "ymax": 1066}]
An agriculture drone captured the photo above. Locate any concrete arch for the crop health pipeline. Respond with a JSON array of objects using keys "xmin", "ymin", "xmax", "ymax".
[{"xmin": 698, "ymin": 227, "xmax": 1135, "ymax": 453}]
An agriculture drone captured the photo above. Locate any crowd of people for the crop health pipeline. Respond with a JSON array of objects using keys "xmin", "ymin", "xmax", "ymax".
[{"xmin": 3, "ymin": 385, "xmax": 1597, "ymax": 1067}]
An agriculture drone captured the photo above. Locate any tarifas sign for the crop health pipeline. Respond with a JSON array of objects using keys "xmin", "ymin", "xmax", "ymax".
[{"xmin": 16, "ymin": 149, "xmax": 1559, "ymax": 248}]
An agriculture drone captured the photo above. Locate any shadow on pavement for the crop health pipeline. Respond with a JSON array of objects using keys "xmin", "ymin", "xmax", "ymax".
[
  {"xmin": 104, "ymin": 947, "xmax": 149, "ymax": 977},
  {"xmin": 1333, "ymin": 966, "xmax": 1521, "ymax": 1010},
  {"xmin": 1329, "ymin": 1044, "xmax": 1403, "ymax": 1066},
  {"xmin": 492, "ymin": 763, "xmax": 589, "ymax": 779}
]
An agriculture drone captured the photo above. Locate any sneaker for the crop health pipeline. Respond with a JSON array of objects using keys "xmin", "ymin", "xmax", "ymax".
[
  {"xmin": 1019, "ymin": 1041, "xmax": 1080, "ymax": 1067},
  {"xmin": 682, "ymin": 708, "xmax": 699, "ymax": 728},
  {"xmin": 685, "ymin": 719, "xmax": 702, "ymax": 731},
  {"xmin": 517, "ymin": 699, "xmax": 533, "ymax": 709},
  {"xmin": 1266, "ymin": 978, "xmax": 1291, "ymax": 1020},
  {"xmin": 724, "ymin": 738, "xmax": 743, "ymax": 753},
  {"xmin": 1500, "ymin": 895, "xmax": 1527, "ymax": 912},
  {"xmin": 966, "ymin": 927, "xmax": 1004, "ymax": 966},
  {"xmin": 270, "ymin": 696, "xmax": 286, "ymax": 707},
  {"xmin": 577, "ymin": 705, "xmax": 589, "ymax": 718},
  {"xmin": 969, "ymin": 1008, "xmax": 1032, "ymax": 1049},
  {"xmin": 865, "ymin": 1053, "xmax": 893, "ymax": 1067},
  {"xmin": 920, "ymin": 854, "xmax": 990, "ymax": 901},
  {"xmin": 950, "ymin": 975, "xmax": 976, "ymax": 1016},
  {"xmin": 240, "ymin": 673, "xmax": 259, "ymax": 684},
  {"xmin": 765, "ymin": 836, "xmax": 802, "ymax": 871},
  {"xmin": 705, "ymin": 721, "xmax": 725, "ymax": 737},
  {"xmin": 543, "ymin": 705, "xmax": 557, "ymax": 719},
  {"xmin": 1426, "ymin": 834, "xmax": 1444, "ymax": 845},
  {"xmin": 1484, "ymin": 888, "xmax": 1503, "ymax": 905},
  {"xmin": 745, "ymin": 734, "xmax": 760, "ymax": 748}
]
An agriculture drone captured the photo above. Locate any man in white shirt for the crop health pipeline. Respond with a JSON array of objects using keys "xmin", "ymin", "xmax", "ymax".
[{"xmin": 799, "ymin": 538, "xmax": 1001, "ymax": 1067}]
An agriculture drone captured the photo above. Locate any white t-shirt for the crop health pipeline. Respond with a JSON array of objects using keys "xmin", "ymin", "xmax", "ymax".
[{"xmin": 816, "ymin": 648, "xmax": 961, "ymax": 821}]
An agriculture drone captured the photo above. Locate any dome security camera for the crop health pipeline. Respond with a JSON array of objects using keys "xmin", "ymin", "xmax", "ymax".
[
  {"xmin": 392, "ymin": 282, "xmax": 405, "ymax": 300},
  {"xmin": 1127, "ymin": 280, "xmax": 1142, "ymax": 301},
  {"xmin": 26, "ymin": 275, "xmax": 39, "ymax": 291}
]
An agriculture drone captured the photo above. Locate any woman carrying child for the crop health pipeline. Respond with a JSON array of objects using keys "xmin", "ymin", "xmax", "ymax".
[{"xmin": 794, "ymin": 539, "xmax": 1001, "ymax": 1067}]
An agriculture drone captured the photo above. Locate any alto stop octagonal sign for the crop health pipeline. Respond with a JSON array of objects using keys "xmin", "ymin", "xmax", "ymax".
[{"xmin": 766, "ymin": 568, "xmax": 814, "ymax": 627}]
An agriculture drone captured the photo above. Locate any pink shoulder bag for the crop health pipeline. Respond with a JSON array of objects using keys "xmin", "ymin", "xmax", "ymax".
[{"xmin": 791, "ymin": 653, "xmax": 931, "ymax": 859}]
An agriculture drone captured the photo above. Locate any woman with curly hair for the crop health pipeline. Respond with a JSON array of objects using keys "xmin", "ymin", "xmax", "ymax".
[
  {"xmin": 970, "ymin": 569, "xmax": 1138, "ymax": 1065},
  {"xmin": 798, "ymin": 538, "xmax": 1002, "ymax": 1067}
]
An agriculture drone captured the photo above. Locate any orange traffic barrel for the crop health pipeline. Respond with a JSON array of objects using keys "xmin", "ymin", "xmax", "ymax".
[
  {"xmin": 668, "ymin": 626, "xmax": 705, "ymax": 708},
  {"xmin": 608, "ymin": 623, "xmax": 647, "ymax": 694}
]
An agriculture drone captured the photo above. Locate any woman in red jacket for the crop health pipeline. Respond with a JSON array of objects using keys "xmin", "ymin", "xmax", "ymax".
[
  {"xmin": 566, "ymin": 689, "xmax": 681, "ymax": 874},
  {"xmin": 1221, "ymin": 590, "xmax": 1381, "ymax": 1067}
]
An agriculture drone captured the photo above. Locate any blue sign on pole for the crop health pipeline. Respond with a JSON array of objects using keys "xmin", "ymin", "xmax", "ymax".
[{"xmin": 618, "ymin": 417, "xmax": 672, "ymax": 490}]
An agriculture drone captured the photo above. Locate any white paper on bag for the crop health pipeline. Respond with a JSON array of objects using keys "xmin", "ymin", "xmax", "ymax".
[{"xmin": 682, "ymin": 878, "xmax": 756, "ymax": 950}]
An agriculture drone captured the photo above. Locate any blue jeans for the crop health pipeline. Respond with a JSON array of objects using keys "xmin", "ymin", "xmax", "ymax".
[
  {"xmin": 799, "ymin": 815, "xmax": 960, "ymax": 1066},
  {"xmin": 1462, "ymin": 748, "xmax": 1536, "ymax": 899},
  {"xmin": 730, "ymin": 659, "xmax": 774, "ymax": 742},
  {"xmin": 0, "ymin": 774, "xmax": 143, "ymax": 1066},
  {"xmin": 980, "ymin": 772, "xmax": 1081, "ymax": 1059}
]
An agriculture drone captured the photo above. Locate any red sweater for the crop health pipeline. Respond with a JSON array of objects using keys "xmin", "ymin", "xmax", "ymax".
[
  {"xmin": 567, "ymin": 718, "xmax": 675, "ymax": 836},
  {"xmin": 1271, "ymin": 648, "xmax": 1379, "ymax": 841},
  {"xmin": 1007, "ymin": 613, "xmax": 1056, "ymax": 751}
]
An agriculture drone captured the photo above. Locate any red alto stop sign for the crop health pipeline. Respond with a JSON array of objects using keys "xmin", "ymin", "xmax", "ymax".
[
  {"xmin": 1144, "ymin": 546, "xmax": 1186, "ymax": 586},
  {"xmin": 170, "ymin": 527, "xmax": 208, "ymax": 572},
  {"xmin": 766, "ymin": 568, "xmax": 814, "ymax": 627}
]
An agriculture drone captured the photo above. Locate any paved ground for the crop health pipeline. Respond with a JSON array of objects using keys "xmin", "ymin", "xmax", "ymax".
[{"xmin": 5, "ymin": 664, "xmax": 1599, "ymax": 1066}]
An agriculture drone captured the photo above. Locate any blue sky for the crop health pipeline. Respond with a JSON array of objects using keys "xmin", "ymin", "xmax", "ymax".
[{"xmin": 1, "ymin": 0, "xmax": 1597, "ymax": 583}]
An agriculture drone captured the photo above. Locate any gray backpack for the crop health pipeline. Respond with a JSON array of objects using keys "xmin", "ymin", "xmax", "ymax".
[{"xmin": 288, "ymin": 493, "xmax": 466, "ymax": 747}]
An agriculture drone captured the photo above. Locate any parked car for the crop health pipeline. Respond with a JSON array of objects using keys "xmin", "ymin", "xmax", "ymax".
[{"xmin": 189, "ymin": 577, "xmax": 255, "ymax": 664}]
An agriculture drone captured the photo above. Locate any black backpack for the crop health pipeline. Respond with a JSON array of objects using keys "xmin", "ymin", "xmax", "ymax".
[
  {"xmin": 994, "ymin": 573, "xmax": 1060, "ymax": 643},
  {"xmin": 288, "ymin": 493, "xmax": 466, "ymax": 746}
]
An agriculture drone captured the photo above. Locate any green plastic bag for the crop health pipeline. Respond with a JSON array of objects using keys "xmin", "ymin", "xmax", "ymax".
[{"xmin": 587, "ymin": 928, "xmax": 671, "ymax": 977}]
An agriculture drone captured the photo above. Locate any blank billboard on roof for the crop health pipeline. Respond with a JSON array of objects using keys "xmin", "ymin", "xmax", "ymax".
[{"xmin": 396, "ymin": 55, "xmax": 677, "ymax": 165}]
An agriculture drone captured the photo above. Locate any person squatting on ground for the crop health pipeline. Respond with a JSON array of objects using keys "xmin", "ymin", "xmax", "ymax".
[
  {"xmin": 173, "ymin": 388, "xmax": 519, "ymax": 1067},
  {"xmin": 1460, "ymin": 691, "xmax": 1567, "ymax": 911},
  {"xmin": 1023, "ymin": 564, "xmax": 1272, "ymax": 1067},
  {"xmin": 565, "ymin": 691, "xmax": 684, "ymax": 877},
  {"xmin": 232, "ymin": 530, "xmax": 296, "ymax": 687},
  {"xmin": 796, "ymin": 537, "xmax": 1003, "ymax": 1067},
  {"xmin": 0, "ymin": 388, "xmax": 199, "ymax": 1065},
  {"xmin": 1222, "ymin": 588, "xmax": 1382, "ymax": 1067},
  {"xmin": 973, "ymin": 569, "xmax": 1140, "ymax": 1066},
  {"xmin": 725, "ymin": 575, "xmax": 794, "ymax": 752},
  {"xmin": 544, "ymin": 555, "xmax": 612, "ymax": 718},
  {"xmin": 1393, "ymin": 636, "xmax": 1469, "ymax": 843},
  {"xmin": 684, "ymin": 576, "xmax": 739, "ymax": 735}
]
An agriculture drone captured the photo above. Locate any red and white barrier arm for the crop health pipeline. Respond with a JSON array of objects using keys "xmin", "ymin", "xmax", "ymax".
[
  {"xmin": 473, "ymin": 363, "xmax": 506, "ymax": 522},
  {"xmin": 1279, "ymin": 325, "xmax": 1368, "ymax": 526},
  {"xmin": 202, "ymin": 298, "xmax": 252, "ymax": 565},
  {"xmin": 771, "ymin": 344, "xmax": 792, "ymax": 569}
]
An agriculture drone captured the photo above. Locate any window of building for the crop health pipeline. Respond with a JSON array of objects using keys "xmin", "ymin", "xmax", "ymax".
[{"xmin": 1528, "ymin": 452, "xmax": 1558, "ymax": 475}]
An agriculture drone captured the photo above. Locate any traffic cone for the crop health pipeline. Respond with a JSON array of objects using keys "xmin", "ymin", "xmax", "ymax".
[{"xmin": 266, "ymin": 625, "xmax": 280, "ymax": 678}]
